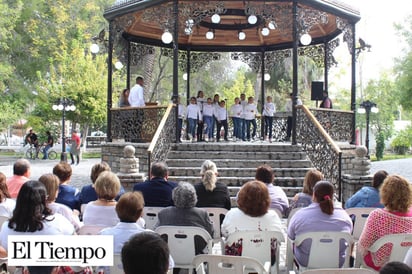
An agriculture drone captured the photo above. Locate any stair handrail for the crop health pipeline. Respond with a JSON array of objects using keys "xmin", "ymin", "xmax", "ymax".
[
  {"xmin": 147, "ymin": 103, "xmax": 176, "ymax": 177},
  {"xmin": 296, "ymin": 105, "xmax": 343, "ymax": 201}
]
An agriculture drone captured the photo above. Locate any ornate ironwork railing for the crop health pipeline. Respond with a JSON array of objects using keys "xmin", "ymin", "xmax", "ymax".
[
  {"xmin": 147, "ymin": 104, "xmax": 176, "ymax": 176},
  {"xmin": 296, "ymin": 105, "xmax": 343, "ymax": 200},
  {"xmin": 309, "ymin": 108, "xmax": 354, "ymax": 142},
  {"xmin": 111, "ymin": 105, "xmax": 167, "ymax": 142}
]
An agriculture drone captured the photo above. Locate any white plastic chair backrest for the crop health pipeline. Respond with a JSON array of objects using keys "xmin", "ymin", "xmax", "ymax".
[
  {"xmin": 300, "ymin": 268, "xmax": 376, "ymax": 274},
  {"xmin": 154, "ymin": 226, "xmax": 213, "ymax": 269},
  {"xmin": 143, "ymin": 207, "xmax": 164, "ymax": 230},
  {"xmin": 225, "ymin": 230, "xmax": 284, "ymax": 272},
  {"xmin": 345, "ymin": 207, "xmax": 375, "ymax": 240},
  {"xmin": 192, "ymin": 254, "xmax": 268, "ymax": 274},
  {"xmin": 77, "ymin": 225, "xmax": 107, "ymax": 235},
  {"xmin": 294, "ymin": 231, "xmax": 353, "ymax": 269},
  {"xmin": 109, "ymin": 254, "xmax": 123, "ymax": 274},
  {"xmin": 0, "ymin": 216, "xmax": 9, "ymax": 228},
  {"xmin": 80, "ymin": 204, "xmax": 87, "ymax": 214},
  {"xmin": 368, "ymin": 233, "xmax": 412, "ymax": 262},
  {"xmin": 202, "ymin": 207, "xmax": 228, "ymax": 239}
]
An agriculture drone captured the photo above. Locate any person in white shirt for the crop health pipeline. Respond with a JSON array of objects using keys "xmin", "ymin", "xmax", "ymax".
[
  {"xmin": 202, "ymin": 98, "xmax": 215, "ymax": 142},
  {"xmin": 186, "ymin": 97, "xmax": 202, "ymax": 142},
  {"xmin": 229, "ymin": 97, "xmax": 243, "ymax": 142},
  {"xmin": 244, "ymin": 96, "xmax": 258, "ymax": 141},
  {"xmin": 128, "ymin": 76, "xmax": 145, "ymax": 107},
  {"xmin": 263, "ymin": 96, "xmax": 276, "ymax": 142},
  {"xmin": 240, "ymin": 93, "xmax": 247, "ymax": 141},
  {"xmin": 285, "ymin": 93, "xmax": 303, "ymax": 141},
  {"xmin": 215, "ymin": 100, "xmax": 228, "ymax": 142},
  {"xmin": 196, "ymin": 90, "xmax": 206, "ymax": 142},
  {"xmin": 0, "ymin": 172, "xmax": 15, "ymax": 218},
  {"xmin": 177, "ymin": 97, "xmax": 186, "ymax": 143},
  {"xmin": 212, "ymin": 94, "xmax": 220, "ymax": 141}
]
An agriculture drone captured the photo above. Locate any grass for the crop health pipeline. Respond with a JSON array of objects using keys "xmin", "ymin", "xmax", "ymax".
[
  {"xmin": 370, "ymin": 153, "xmax": 412, "ymax": 161},
  {"xmin": 0, "ymin": 150, "xmax": 101, "ymax": 159}
]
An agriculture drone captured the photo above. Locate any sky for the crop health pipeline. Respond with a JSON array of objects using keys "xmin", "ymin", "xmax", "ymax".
[{"xmin": 334, "ymin": 0, "xmax": 412, "ymax": 86}]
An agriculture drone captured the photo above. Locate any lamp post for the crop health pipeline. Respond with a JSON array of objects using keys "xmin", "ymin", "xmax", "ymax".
[
  {"xmin": 52, "ymin": 98, "xmax": 76, "ymax": 162},
  {"xmin": 358, "ymin": 100, "xmax": 378, "ymax": 155}
]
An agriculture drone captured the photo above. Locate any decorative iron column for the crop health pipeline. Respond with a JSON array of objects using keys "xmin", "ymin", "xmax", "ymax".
[
  {"xmin": 186, "ymin": 50, "xmax": 191, "ymax": 105},
  {"xmin": 351, "ymin": 23, "xmax": 357, "ymax": 144},
  {"xmin": 127, "ymin": 41, "xmax": 131, "ymax": 90},
  {"xmin": 260, "ymin": 50, "xmax": 265, "ymax": 139},
  {"xmin": 292, "ymin": 0, "xmax": 298, "ymax": 145},
  {"xmin": 324, "ymin": 41, "xmax": 328, "ymax": 93},
  {"xmin": 173, "ymin": 0, "xmax": 179, "ymax": 142},
  {"xmin": 107, "ymin": 21, "xmax": 114, "ymax": 142}
]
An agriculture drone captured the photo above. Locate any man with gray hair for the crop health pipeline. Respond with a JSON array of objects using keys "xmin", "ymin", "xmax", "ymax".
[
  {"xmin": 7, "ymin": 159, "xmax": 31, "ymax": 198},
  {"xmin": 133, "ymin": 162, "xmax": 177, "ymax": 206}
]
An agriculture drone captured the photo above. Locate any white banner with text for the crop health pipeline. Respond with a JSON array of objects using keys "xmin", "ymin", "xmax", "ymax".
[{"xmin": 8, "ymin": 235, "xmax": 113, "ymax": 266}]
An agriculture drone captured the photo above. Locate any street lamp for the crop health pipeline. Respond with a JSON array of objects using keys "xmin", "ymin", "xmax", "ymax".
[
  {"xmin": 358, "ymin": 100, "xmax": 378, "ymax": 155},
  {"xmin": 52, "ymin": 98, "xmax": 76, "ymax": 162}
]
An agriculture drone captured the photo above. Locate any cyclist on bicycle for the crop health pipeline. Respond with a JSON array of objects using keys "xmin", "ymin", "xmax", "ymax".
[
  {"xmin": 25, "ymin": 129, "xmax": 40, "ymax": 158},
  {"xmin": 42, "ymin": 131, "xmax": 54, "ymax": 160}
]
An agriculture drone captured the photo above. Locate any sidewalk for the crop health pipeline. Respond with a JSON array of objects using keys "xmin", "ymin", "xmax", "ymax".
[{"xmin": 0, "ymin": 157, "xmax": 100, "ymax": 189}]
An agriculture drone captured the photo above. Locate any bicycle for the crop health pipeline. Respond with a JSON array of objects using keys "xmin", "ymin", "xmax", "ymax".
[
  {"xmin": 39, "ymin": 144, "xmax": 58, "ymax": 160},
  {"xmin": 25, "ymin": 144, "xmax": 57, "ymax": 160}
]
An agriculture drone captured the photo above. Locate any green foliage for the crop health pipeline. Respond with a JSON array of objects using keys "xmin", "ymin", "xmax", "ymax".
[
  {"xmin": 391, "ymin": 129, "xmax": 411, "ymax": 154},
  {"xmin": 375, "ymin": 131, "xmax": 385, "ymax": 161}
]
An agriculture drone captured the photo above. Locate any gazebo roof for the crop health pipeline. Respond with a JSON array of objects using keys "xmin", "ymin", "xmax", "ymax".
[{"xmin": 104, "ymin": 0, "xmax": 360, "ymax": 52}]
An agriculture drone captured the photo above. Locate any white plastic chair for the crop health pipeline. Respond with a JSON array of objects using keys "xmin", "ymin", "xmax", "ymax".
[
  {"xmin": 345, "ymin": 207, "xmax": 375, "ymax": 267},
  {"xmin": 361, "ymin": 233, "xmax": 412, "ymax": 269},
  {"xmin": 202, "ymin": 207, "xmax": 228, "ymax": 240},
  {"xmin": 143, "ymin": 207, "xmax": 164, "ymax": 230},
  {"xmin": 192, "ymin": 254, "xmax": 269, "ymax": 274},
  {"xmin": 297, "ymin": 268, "xmax": 376, "ymax": 274},
  {"xmin": 155, "ymin": 226, "xmax": 213, "ymax": 273},
  {"xmin": 345, "ymin": 208, "xmax": 375, "ymax": 240},
  {"xmin": 109, "ymin": 254, "xmax": 123, "ymax": 274},
  {"xmin": 286, "ymin": 207, "xmax": 301, "ymax": 272},
  {"xmin": 291, "ymin": 231, "xmax": 353, "ymax": 272},
  {"xmin": 0, "ymin": 216, "xmax": 9, "ymax": 228},
  {"xmin": 224, "ymin": 230, "xmax": 285, "ymax": 274},
  {"xmin": 77, "ymin": 225, "xmax": 108, "ymax": 235}
]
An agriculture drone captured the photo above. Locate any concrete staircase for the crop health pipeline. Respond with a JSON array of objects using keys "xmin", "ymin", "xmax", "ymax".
[{"xmin": 166, "ymin": 141, "xmax": 313, "ymax": 198}]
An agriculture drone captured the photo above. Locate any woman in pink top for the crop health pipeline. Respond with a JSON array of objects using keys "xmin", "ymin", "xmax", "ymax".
[{"xmin": 358, "ymin": 175, "xmax": 412, "ymax": 271}]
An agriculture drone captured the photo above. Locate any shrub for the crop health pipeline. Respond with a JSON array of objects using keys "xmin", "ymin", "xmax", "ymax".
[{"xmin": 391, "ymin": 130, "xmax": 411, "ymax": 155}]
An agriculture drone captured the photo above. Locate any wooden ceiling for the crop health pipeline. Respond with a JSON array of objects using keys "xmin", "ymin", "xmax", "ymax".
[{"xmin": 105, "ymin": 0, "xmax": 360, "ymax": 52}]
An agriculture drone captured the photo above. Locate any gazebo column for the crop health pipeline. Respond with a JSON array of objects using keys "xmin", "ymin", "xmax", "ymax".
[
  {"xmin": 186, "ymin": 50, "xmax": 191, "ymax": 105},
  {"xmin": 292, "ymin": 0, "xmax": 298, "ymax": 145},
  {"xmin": 324, "ymin": 41, "xmax": 328, "ymax": 94},
  {"xmin": 260, "ymin": 50, "xmax": 266, "ymax": 139},
  {"xmin": 107, "ymin": 20, "xmax": 114, "ymax": 142},
  {"xmin": 126, "ymin": 41, "xmax": 131, "ymax": 90},
  {"xmin": 350, "ymin": 23, "xmax": 357, "ymax": 144},
  {"xmin": 172, "ymin": 0, "xmax": 179, "ymax": 142}
]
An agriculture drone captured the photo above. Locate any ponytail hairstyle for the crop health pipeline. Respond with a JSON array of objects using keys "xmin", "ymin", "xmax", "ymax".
[
  {"xmin": 313, "ymin": 180, "xmax": 334, "ymax": 215},
  {"xmin": 200, "ymin": 160, "xmax": 218, "ymax": 192}
]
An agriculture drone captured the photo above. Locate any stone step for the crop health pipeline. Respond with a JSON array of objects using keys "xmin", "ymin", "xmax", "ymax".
[
  {"xmin": 167, "ymin": 151, "xmax": 307, "ymax": 160},
  {"xmin": 167, "ymin": 176, "xmax": 304, "ymax": 187},
  {"xmin": 168, "ymin": 167, "xmax": 311, "ymax": 177},
  {"xmin": 166, "ymin": 159, "xmax": 312, "ymax": 168},
  {"xmin": 172, "ymin": 142, "xmax": 304, "ymax": 152}
]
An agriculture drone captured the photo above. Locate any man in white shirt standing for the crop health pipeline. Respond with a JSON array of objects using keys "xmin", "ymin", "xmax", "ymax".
[
  {"xmin": 129, "ymin": 76, "xmax": 145, "ymax": 107},
  {"xmin": 244, "ymin": 96, "xmax": 258, "ymax": 142},
  {"xmin": 285, "ymin": 93, "xmax": 302, "ymax": 141}
]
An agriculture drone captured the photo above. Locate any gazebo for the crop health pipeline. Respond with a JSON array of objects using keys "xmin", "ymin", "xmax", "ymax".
[{"xmin": 103, "ymin": 0, "xmax": 360, "ymax": 145}]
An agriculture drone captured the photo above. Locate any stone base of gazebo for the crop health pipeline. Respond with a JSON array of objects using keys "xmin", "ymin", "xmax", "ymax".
[{"xmin": 117, "ymin": 173, "xmax": 147, "ymax": 192}]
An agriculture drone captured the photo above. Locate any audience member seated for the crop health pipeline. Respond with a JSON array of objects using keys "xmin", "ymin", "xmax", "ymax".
[
  {"xmin": 99, "ymin": 192, "xmax": 147, "ymax": 253},
  {"xmin": 0, "ymin": 181, "xmax": 74, "ymax": 254},
  {"xmin": 6, "ymin": 159, "xmax": 31, "ymax": 198},
  {"xmin": 133, "ymin": 162, "xmax": 177, "ymax": 207},
  {"xmin": 79, "ymin": 161, "xmax": 125, "ymax": 207},
  {"xmin": 154, "ymin": 182, "xmax": 214, "ymax": 253},
  {"xmin": 379, "ymin": 261, "xmax": 412, "ymax": 274},
  {"xmin": 358, "ymin": 175, "xmax": 412, "ymax": 271},
  {"xmin": 288, "ymin": 169, "xmax": 323, "ymax": 212},
  {"xmin": 38, "ymin": 173, "xmax": 82, "ymax": 232},
  {"xmin": 222, "ymin": 180, "xmax": 283, "ymax": 263},
  {"xmin": 255, "ymin": 164, "xmax": 289, "ymax": 216},
  {"xmin": 82, "ymin": 171, "xmax": 121, "ymax": 226},
  {"xmin": 194, "ymin": 160, "xmax": 231, "ymax": 210},
  {"xmin": 122, "ymin": 232, "xmax": 170, "ymax": 274},
  {"xmin": 53, "ymin": 162, "xmax": 80, "ymax": 210},
  {"xmin": 288, "ymin": 180, "xmax": 353, "ymax": 267},
  {"xmin": 0, "ymin": 172, "xmax": 16, "ymax": 218},
  {"xmin": 345, "ymin": 170, "xmax": 388, "ymax": 208}
]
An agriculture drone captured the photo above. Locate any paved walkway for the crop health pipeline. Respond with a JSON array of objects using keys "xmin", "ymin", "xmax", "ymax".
[
  {"xmin": 0, "ymin": 157, "xmax": 100, "ymax": 189},
  {"xmin": 370, "ymin": 158, "xmax": 412, "ymax": 182}
]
